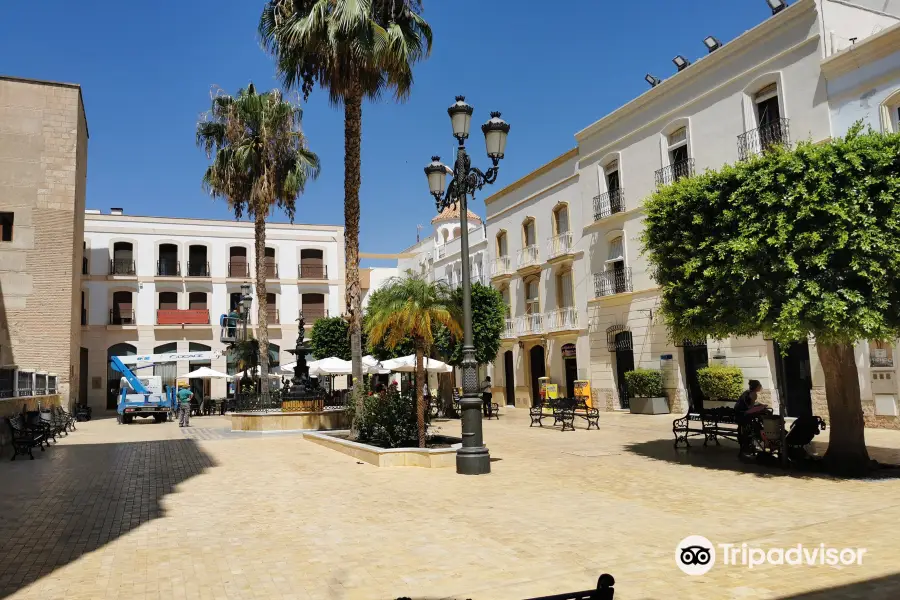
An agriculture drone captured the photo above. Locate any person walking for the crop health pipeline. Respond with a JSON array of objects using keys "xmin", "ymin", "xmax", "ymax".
[
  {"xmin": 481, "ymin": 375, "xmax": 493, "ymax": 417},
  {"xmin": 177, "ymin": 385, "xmax": 193, "ymax": 427}
]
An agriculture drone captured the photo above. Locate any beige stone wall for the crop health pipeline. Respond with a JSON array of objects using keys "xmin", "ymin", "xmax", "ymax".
[{"xmin": 0, "ymin": 77, "xmax": 87, "ymax": 406}]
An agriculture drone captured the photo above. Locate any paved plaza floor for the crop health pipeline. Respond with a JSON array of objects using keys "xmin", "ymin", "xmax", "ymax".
[{"xmin": 1, "ymin": 408, "xmax": 900, "ymax": 600}]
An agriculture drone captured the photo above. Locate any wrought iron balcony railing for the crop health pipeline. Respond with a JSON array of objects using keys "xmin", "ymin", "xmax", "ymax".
[
  {"xmin": 738, "ymin": 118, "xmax": 790, "ymax": 161},
  {"xmin": 109, "ymin": 258, "xmax": 135, "ymax": 275},
  {"xmin": 545, "ymin": 307, "xmax": 579, "ymax": 332},
  {"xmin": 547, "ymin": 232, "xmax": 575, "ymax": 260},
  {"xmin": 187, "ymin": 261, "xmax": 210, "ymax": 277},
  {"xmin": 594, "ymin": 268, "xmax": 633, "ymax": 297},
  {"xmin": 265, "ymin": 308, "xmax": 280, "ymax": 324},
  {"xmin": 228, "ymin": 261, "xmax": 250, "ymax": 278},
  {"xmin": 517, "ymin": 245, "xmax": 540, "ymax": 270},
  {"xmin": 109, "ymin": 309, "xmax": 136, "ymax": 325},
  {"xmin": 655, "ymin": 159, "xmax": 695, "ymax": 187},
  {"xmin": 490, "ymin": 256, "xmax": 512, "ymax": 278},
  {"xmin": 502, "ymin": 318, "xmax": 516, "ymax": 339},
  {"xmin": 593, "ymin": 188, "xmax": 625, "ymax": 221},
  {"xmin": 299, "ymin": 264, "xmax": 328, "ymax": 279},
  {"xmin": 517, "ymin": 313, "xmax": 544, "ymax": 336},
  {"xmin": 157, "ymin": 259, "xmax": 181, "ymax": 276},
  {"xmin": 265, "ymin": 264, "xmax": 279, "ymax": 279},
  {"xmin": 300, "ymin": 307, "xmax": 328, "ymax": 321}
]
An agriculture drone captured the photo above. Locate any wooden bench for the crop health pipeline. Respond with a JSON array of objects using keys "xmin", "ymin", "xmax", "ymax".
[{"xmin": 7, "ymin": 414, "xmax": 48, "ymax": 460}]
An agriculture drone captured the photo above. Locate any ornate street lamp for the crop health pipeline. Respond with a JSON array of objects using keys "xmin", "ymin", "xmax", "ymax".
[
  {"xmin": 240, "ymin": 282, "xmax": 253, "ymax": 342},
  {"xmin": 425, "ymin": 95, "xmax": 510, "ymax": 475}
]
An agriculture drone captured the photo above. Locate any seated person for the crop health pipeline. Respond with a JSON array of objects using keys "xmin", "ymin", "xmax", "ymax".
[{"xmin": 735, "ymin": 380, "xmax": 766, "ymax": 415}]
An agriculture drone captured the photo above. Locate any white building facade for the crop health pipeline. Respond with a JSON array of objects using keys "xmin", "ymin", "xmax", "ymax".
[
  {"xmin": 483, "ymin": 0, "xmax": 900, "ymax": 427},
  {"xmin": 81, "ymin": 210, "xmax": 344, "ymax": 412}
]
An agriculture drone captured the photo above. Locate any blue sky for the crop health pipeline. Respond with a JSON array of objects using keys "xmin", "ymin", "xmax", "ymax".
[{"xmin": 1, "ymin": 0, "xmax": 775, "ymax": 266}]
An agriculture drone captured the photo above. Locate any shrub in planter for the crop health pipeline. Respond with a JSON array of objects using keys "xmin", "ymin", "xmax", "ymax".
[
  {"xmin": 352, "ymin": 383, "xmax": 429, "ymax": 448},
  {"xmin": 623, "ymin": 369, "xmax": 664, "ymax": 398},
  {"xmin": 697, "ymin": 366, "xmax": 744, "ymax": 401}
]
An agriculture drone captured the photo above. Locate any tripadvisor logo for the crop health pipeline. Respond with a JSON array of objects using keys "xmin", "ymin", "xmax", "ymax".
[{"xmin": 676, "ymin": 536, "xmax": 867, "ymax": 575}]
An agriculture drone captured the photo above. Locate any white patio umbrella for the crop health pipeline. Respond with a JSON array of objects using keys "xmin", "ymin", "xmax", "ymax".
[
  {"xmin": 363, "ymin": 355, "xmax": 390, "ymax": 375},
  {"xmin": 181, "ymin": 366, "xmax": 232, "ymax": 380},
  {"xmin": 308, "ymin": 357, "xmax": 353, "ymax": 376},
  {"xmin": 381, "ymin": 355, "xmax": 453, "ymax": 373},
  {"xmin": 236, "ymin": 365, "xmax": 281, "ymax": 379}
]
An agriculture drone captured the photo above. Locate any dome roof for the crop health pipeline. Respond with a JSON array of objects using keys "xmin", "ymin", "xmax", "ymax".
[{"xmin": 431, "ymin": 204, "xmax": 482, "ymax": 225}]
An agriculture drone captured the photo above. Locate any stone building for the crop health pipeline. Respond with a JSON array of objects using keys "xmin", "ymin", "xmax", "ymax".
[{"xmin": 0, "ymin": 76, "xmax": 88, "ymax": 408}]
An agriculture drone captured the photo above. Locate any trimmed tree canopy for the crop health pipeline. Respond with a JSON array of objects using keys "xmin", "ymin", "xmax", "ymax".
[
  {"xmin": 309, "ymin": 316, "xmax": 351, "ymax": 360},
  {"xmin": 436, "ymin": 282, "xmax": 506, "ymax": 366},
  {"xmin": 643, "ymin": 125, "xmax": 900, "ymax": 347}
]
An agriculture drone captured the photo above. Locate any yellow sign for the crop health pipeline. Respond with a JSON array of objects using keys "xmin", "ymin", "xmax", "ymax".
[
  {"xmin": 545, "ymin": 384, "xmax": 558, "ymax": 400},
  {"xmin": 574, "ymin": 380, "xmax": 592, "ymax": 408}
]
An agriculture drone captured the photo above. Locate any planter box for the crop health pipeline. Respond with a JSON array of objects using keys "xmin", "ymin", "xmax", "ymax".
[
  {"xmin": 629, "ymin": 396, "xmax": 669, "ymax": 415},
  {"xmin": 303, "ymin": 431, "xmax": 460, "ymax": 468}
]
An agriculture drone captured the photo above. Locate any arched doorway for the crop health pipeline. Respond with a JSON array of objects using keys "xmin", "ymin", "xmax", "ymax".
[
  {"xmin": 503, "ymin": 350, "xmax": 515, "ymax": 406},
  {"xmin": 561, "ymin": 343, "xmax": 578, "ymax": 399},
  {"xmin": 188, "ymin": 343, "xmax": 212, "ymax": 405},
  {"xmin": 681, "ymin": 340, "xmax": 709, "ymax": 410},
  {"xmin": 529, "ymin": 345, "xmax": 546, "ymax": 405},
  {"xmin": 774, "ymin": 340, "xmax": 812, "ymax": 417},
  {"xmin": 608, "ymin": 326, "xmax": 634, "ymax": 409},
  {"xmin": 107, "ymin": 343, "xmax": 136, "ymax": 409}
]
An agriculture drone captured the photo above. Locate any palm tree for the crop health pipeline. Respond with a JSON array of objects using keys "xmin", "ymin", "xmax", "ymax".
[
  {"xmin": 259, "ymin": 0, "xmax": 433, "ymax": 387},
  {"xmin": 197, "ymin": 84, "xmax": 320, "ymax": 401},
  {"xmin": 365, "ymin": 274, "xmax": 461, "ymax": 447}
]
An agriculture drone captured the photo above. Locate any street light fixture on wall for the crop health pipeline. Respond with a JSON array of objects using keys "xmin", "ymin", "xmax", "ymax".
[
  {"xmin": 645, "ymin": 74, "xmax": 662, "ymax": 88},
  {"xmin": 766, "ymin": 0, "xmax": 787, "ymax": 15},
  {"xmin": 703, "ymin": 36, "xmax": 722, "ymax": 53},
  {"xmin": 425, "ymin": 95, "xmax": 510, "ymax": 475},
  {"xmin": 672, "ymin": 55, "xmax": 691, "ymax": 71}
]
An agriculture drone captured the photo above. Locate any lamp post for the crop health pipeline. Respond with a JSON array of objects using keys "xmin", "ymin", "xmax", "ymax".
[
  {"xmin": 425, "ymin": 96, "xmax": 510, "ymax": 475},
  {"xmin": 240, "ymin": 282, "xmax": 253, "ymax": 343}
]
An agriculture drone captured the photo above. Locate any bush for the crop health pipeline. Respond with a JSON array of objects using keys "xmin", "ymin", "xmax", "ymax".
[
  {"xmin": 697, "ymin": 366, "xmax": 744, "ymax": 401},
  {"xmin": 623, "ymin": 369, "xmax": 664, "ymax": 398},
  {"xmin": 353, "ymin": 383, "xmax": 427, "ymax": 448}
]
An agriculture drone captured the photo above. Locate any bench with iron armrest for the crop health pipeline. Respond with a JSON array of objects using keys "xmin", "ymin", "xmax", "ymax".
[
  {"xmin": 529, "ymin": 399, "xmax": 565, "ymax": 428},
  {"xmin": 524, "ymin": 574, "xmax": 616, "ymax": 600},
  {"xmin": 485, "ymin": 398, "xmax": 501, "ymax": 420},
  {"xmin": 41, "ymin": 408, "xmax": 69, "ymax": 438},
  {"xmin": 530, "ymin": 399, "xmax": 598, "ymax": 431},
  {"xmin": 75, "ymin": 405, "xmax": 92, "ymax": 422},
  {"xmin": 53, "ymin": 405, "xmax": 77, "ymax": 431},
  {"xmin": 6, "ymin": 414, "xmax": 48, "ymax": 460},
  {"xmin": 673, "ymin": 406, "xmax": 741, "ymax": 447},
  {"xmin": 24, "ymin": 410, "xmax": 57, "ymax": 444}
]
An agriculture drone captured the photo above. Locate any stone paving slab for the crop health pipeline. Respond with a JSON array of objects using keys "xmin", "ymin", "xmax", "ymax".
[{"xmin": 0, "ymin": 411, "xmax": 899, "ymax": 599}]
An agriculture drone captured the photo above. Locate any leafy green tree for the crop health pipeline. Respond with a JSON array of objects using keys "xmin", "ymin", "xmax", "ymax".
[
  {"xmin": 643, "ymin": 125, "xmax": 900, "ymax": 475},
  {"xmin": 435, "ymin": 282, "xmax": 505, "ymax": 367},
  {"xmin": 365, "ymin": 274, "xmax": 461, "ymax": 447},
  {"xmin": 197, "ymin": 84, "xmax": 319, "ymax": 402},
  {"xmin": 260, "ymin": 0, "xmax": 433, "ymax": 385},
  {"xmin": 309, "ymin": 316, "xmax": 351, "ymax": 360}
]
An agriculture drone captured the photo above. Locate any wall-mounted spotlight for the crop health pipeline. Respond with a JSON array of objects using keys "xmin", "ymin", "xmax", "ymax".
[
  {"xmin": 703, "ymin": 36, "xmax": 722, "ymax": 53},
  {"xmin": 672, "ymin": 55, "xmax": 691, "ymax": 71},
  {"xmin": 767, "ymin": 0, "xmax": 787, "ymax": 15},
  {"xmin": 645, "ymin": 74, "xmax": 662, "ymax": 88}
]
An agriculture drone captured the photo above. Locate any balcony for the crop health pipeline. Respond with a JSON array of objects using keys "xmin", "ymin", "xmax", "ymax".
[
  {"xmin": 517, "ymin": 245, "xmax": 540, "ymax": 273},
  {"xmin": 545, "ymin": 307, "xmax": 579, "ymax": 332},
  {"xmin": 265, "ymin": 264, "xmax": 279, "ymax": 279},
  {"xmin": 299, "ymin": 264, "xmax": 328, "ymax": 279},
  {"xmin": 593, "ymin": 189, "xmax": 625, "ymax": 221},
  {"xmin": 187, "ymin": 261, "xmax": 210, "ymax": 277},
  {"xmin": 265, "ymin": 308, "xmax": 280, "ymax": 324},
  {"xmin": 517, "ymin": 313, "xmax": 544, "ymax": 337},
  {"xmin": 434, "ymin": 245, "xmax": 447, "ymax": 261},
  {"xmin": 228, "ymin": 261, "xmax": 250, "ymax": 278},
  {"xmin": 157, "ymin": 309, "xmax": 209, "ymax": 326},
  {"xmin": 300, "ymin": 307, "xmax": 328, "ymax": 322},
  {"xmin": 109, "ymin": 259, "xmax": 135, "ymax": 276},
  {"xmin": 655, "ymin": 159, "xmax": 695, "ymax": 187},
  {"xmin": 594, "ymin": 268, "xmax": 633, "ymax": 298},
  {"xmin": 738, "ymin": 118, "xmax": 790, "ymax": 161},
  {"xmin": 157, "ymin": 259, "xmax": 181, "ymax": 277},
  {"xmin": 109, "ymin": 309, "xmax": 136, "ymax": 325},
  {"xmin": 502, "ymin": 318, "xmax": 516, "ymax": 339},
  {"xmin": 490, "ymin": 256, "xmax": 513, "ymax": 280},
  {"xmin": 546, "ymin": 232, "xmax": 575, "ymax": 262}
]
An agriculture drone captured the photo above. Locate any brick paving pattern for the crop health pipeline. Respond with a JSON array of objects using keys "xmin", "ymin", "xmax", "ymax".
[{"xmin": 0, "ymin": 411, "xmax": 899, "ymax": 599}]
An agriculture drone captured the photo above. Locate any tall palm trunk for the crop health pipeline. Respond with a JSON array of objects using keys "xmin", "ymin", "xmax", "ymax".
[
  {"xmin": 817, "ymin": 342, "xmax": 871, "ymax": 476},
  {"xmin": 415, "ymin": 341, "xmax": 425, "ymax": 447},
  {"xmin": 255, "ymin": 213, "xmax": 269, "ymax": 401},
  {"xmin": 344, "ymin": 86, "xmax": 364, "ymax": 391}
]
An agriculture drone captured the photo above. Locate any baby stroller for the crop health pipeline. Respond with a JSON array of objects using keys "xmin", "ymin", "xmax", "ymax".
[{"xmin": 785, "ymin": 415, "xmax": 827, "ymax": 460}]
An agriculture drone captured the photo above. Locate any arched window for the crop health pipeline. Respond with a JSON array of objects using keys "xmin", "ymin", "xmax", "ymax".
[
  {"xmin": 265, "ymin": 247, "xmax": 277, "ymax": 278},
  {"xmin": 441, "ymin": 229, "xmax": 449, "ymax": 243},
  {"xmin": 525, "ymin": 278, "xmax": 540, "ymax": 314},
  {"xmin": 187, "ymin": 244, "xmax": 209, "ymax": 277},
  {"xmin": 880, "ymin": 89, "xmax": 900, "ymax": 133},
  {"xmin": 496, "ymin": 231, "xmax": 508, "ymax": 258},
  {"xmin": 300, "ymin": 248, "xmax": 325, "ymax": 279},
  {"xmin": 301, "ymin": 293, "xmax": 325, "ymax": 321},
  {"xmin": 522, "ymin": 218, "xmax": 536, "ymax": 248},
  {"xmin": 188, "ymin": 292, "xmax": 207, "ymax": 310},
  {"xmin": 500, "ymin": 285, "xmax": 511, "ymax": 317},
  {"xmin": 111, "ymin": 242, "xmax": 135, "ymax": 275},
  {"xmin": 159, "ymin": 291, "xmax": 178, "ymax": 310},
  {"xmin": 111, "ymin": 291, "xmax": 134, "ymax": 324},
  {"xmin": 553, "ymin": 205, "xmax": 569, "ymax": 236},
  {"xmin": 266, "ymin": 293, "xmax": 278, "ymax": 322},
  {"xmin": 452, "ymin": 226, "xmax": 461, "ymax": 239},
  {"xmin": 229, "ymin": 247, "xmax": 249, "ymax": 277},
  {"xmin": 556, "ymin": 269, "xmax": 574, "ymax": 308},
  {"xmin": 158, "ymin": 244, "xmax": 179, "ymax": 276}
]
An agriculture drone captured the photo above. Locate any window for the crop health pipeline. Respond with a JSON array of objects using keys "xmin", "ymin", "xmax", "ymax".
[
  {"xmin": 188, "ymin": 245, "xmax": 209, "ymax": 276},
  {"xmin": 17, "ymin": 371, "xmax": 33, "ymax": 397},
  {"xmin": 754, "ymin": 83, "xmax": 780, "ymax": 126},
  {"xmin": 35, "ymin": 373, "xmax": 47, "ymax": 395},
  {"xmin": 608, "ymin": 236, "xmax": 624, "ymax": 262},
  {"xmin": 266, "ymin": 293, "xmax": 278, "ymax": 322},
  {"xmin": 557, "ymin": 270, "xmax": 574, "ymax": 308},
  {"xmin": 229, "ymin": 292, "xmax": 243, "ymax": 312},
  {"xmin": 159, "ymin": 292, "xmax": 178, "ymax": 310},
  {"xmin": 452, "ymin": 226, "xmax": 461, "ymax": 239},
  {"xmin": 229, "ymin": 247, "xmax": 249, "ymax": 277},
  {"xmin": 554, "ymin": 205, "xmax": 569, "ymax": 236},
  {"xmin": 870, "ymin": 341, "xmax": 894, "ymax": 368},
  {"xmin": 525, "ymin": 278, "xmax": 540, "ymax": 314},
  {"xmin": 895, "ymin": 106, "xmax": 900, "ymax": 133},
  {"xmin": 112, "ymin": 242, "xmax": 135, "ymax": 275},
  {"xmin": 523, "ymin": 219, "xmax": 536, "ymax": 247},
  {"xmin": 265, "ymin": 247, "xmax": 277, "ymax": 278},
  {"xmin": 497, "ymin": 231, "xmax": 508, "ymax": 258},
  {"xmin": 500, "ymin": 286, "xmax": 511, "ymax": 317},
  {"xmin": 48, "ymin": 375, "xmax": 58, "ymax": 394},
  {"xmin": 301, "ymin": 293, "xmax": 325, "ymax": 320},
  {"xmin": 668, "ymin": 127, "xmax": 689, "ymax": 165},
  {"xmin": 300, "ymin": 248, "xmax": 325, "ymax": 278},
  {"xmin": 189, "ymin": 292, "xmax": 207, "ymax": 310},
  {"xmin": 158, "ymin": 243, "xmax": 179, "ymax": 276},
  {"xmin": 0, "ymin": 368, "xmax": 14, "ymax": 398},
  {"xmin": 0, "ymin": 212, "xmax": 12, "ymax": 242},
  {"xmin": 605, "ymin": 163, "xmax": 620, "ymax": 192},
  {"xmin": 112, "ymin": 291, "xmax": 134, "ymax": 324}
]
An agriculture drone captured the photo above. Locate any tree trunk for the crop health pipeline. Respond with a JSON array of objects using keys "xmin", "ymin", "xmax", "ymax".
[
  {"xmin": 344, "ymin": 89, "xmax": 364, "ymax": 392},
  {"xmin": 816, "ymin": 341, "xmax": 871, "ymax": 476},
  {"xmin": 255, "ymin": 213, "xmax": 269, "ymax": 402},
  {"xmin": 415, "ymin": 343, "xmax": 426, "ymax": 448}
]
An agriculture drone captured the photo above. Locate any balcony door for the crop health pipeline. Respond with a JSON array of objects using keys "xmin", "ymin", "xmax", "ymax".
[
  {"xmin": 523, "ymin": 219, "xmax": 536, "ymax": 248},
  {"xmin": 188, "ymin": 245, "xmax": 208, "ymax": 277},
  {"xmin": 265, "ymin": 247, "xmax": 277, "ymax": 278},
  {"xmin": 112, "ymin": 291, "xmax": 133, "ymax": 324},
  {"xmin": 189, "ymin": 292, "xmax": 207, "ymax": 310},
  {"xmin": 301, "ymin": 293, "xmax": 325, "ymax": 321},
  {"xmin": 755, "ymin": 83, "xmax": 781, "ymax": 126},
  {"xmin": 229, "ymin": 247, "xmax": 248, "ymax": 277},
  {"xmin": 112, "ymin": 242, "xmax": 134, "ymax": 275},
  {"xmin": 158, "ymin": 244, "xmax": 178, "ymax": 276},
  {"xmin": 300, "ymin": 248, "xmax": 325, "ymax": 279},
  {"xmin": 159, "ymin": 292, "xmax": 177, "ymax": 310},
  {"xmin": 266, "ymin": 293, "xmax": 278, "ymax": 323}
]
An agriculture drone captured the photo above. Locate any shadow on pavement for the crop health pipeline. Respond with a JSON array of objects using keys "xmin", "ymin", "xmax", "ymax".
[
  {"xmin": 623, "ymin": 438, "xmax": 900, "ymax": 480},
  {"xmin": 774, "ymin": 571, "xmax": 900, "ymax": 599},
  {"xmin": 0, "ymin": 438, "xmax": 216, "ymax": 598}
]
